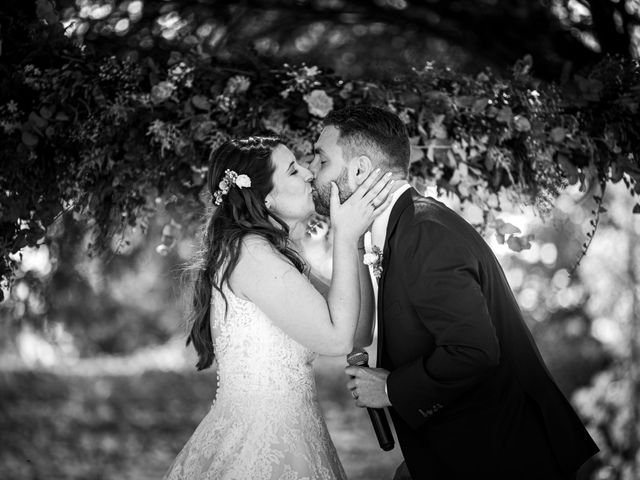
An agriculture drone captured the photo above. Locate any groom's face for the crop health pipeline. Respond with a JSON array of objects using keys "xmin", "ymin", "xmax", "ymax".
[{"xmin": 309, "ymin": 126, "xmax": 354, "ymax": 216}]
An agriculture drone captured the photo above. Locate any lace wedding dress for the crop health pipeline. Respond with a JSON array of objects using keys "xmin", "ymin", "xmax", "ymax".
[{"xmin": 163, "ymin": 282, "xmax": 347, "ymax": 480}]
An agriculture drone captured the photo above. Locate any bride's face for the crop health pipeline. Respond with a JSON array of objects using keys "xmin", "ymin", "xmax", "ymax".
[{"xmin": 266, "ymin": 144, "xmax": 316, "ymax": 223}]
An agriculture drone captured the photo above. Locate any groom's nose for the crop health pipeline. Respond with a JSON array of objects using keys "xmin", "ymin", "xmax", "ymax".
[{"xmin": 307, "ymin": 156, "xmax": 320, "ymax": 176}]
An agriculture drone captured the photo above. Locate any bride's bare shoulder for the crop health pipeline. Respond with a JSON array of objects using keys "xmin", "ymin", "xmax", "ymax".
[
  {"xmin": 234, "ymin": 234, "xmax": 296, "ymax": 277},
  {"xmin": 230, "ymin": 235, "xmax": 280, "ymax": 300},
  {"xmin": 238, "ymin": 234, "xmax": 280, "ymax": 260},
  {"xmin": 241, "ymin": 233, "xmax": 273, "ymax": 249},
  {"xmin": 230, "ymin": 234, "xmax": 314, "ymax": 304}
]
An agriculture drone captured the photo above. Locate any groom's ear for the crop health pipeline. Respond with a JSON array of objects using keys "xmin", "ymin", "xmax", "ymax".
[{"xmin": 352, "ymin": 155, "xmax": 374, "ymax": 186}]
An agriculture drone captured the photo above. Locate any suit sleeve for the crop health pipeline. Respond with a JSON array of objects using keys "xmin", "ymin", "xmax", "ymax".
[{"xmin": 386, "ymin": 221, "xmax": 500, "ymax": 429}]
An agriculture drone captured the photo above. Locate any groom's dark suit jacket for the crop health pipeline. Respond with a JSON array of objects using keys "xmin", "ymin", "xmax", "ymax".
[{"xmin": 378, "ymin": 189, "xmax": 598, "ymax": 480}]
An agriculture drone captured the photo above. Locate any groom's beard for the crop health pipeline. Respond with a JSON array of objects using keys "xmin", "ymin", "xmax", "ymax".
[{"xmin": 312, "ymin": 167, "xmax": 351, "ymax": 216}]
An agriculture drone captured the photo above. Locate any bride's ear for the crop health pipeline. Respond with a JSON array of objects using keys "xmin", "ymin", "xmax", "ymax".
[
  {"xmin": 264, "ymin": 193, "xmax": 273, "ymax": 210},
  {"xmin": 352, "ymin": 155, "xmax": 374, "ymax": 187}
]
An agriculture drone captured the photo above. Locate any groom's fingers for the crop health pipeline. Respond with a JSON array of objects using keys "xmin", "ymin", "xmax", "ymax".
[{"xmin": 344, "ymin": 366, "xmax": 365, "ymax": 378}]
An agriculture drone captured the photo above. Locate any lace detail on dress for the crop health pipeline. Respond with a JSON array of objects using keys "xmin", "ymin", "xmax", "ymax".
[{"xmin": 164, "ymin": 283, "xmax": 347, "ymax": 480}]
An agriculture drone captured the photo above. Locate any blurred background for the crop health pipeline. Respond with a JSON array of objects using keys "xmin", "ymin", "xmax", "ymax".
[{"xmin": 1, "ymin": 1, "xmax": 640, "ymax": 479}]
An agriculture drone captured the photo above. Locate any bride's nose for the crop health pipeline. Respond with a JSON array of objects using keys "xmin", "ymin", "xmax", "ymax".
[{"xmin": 301, "ymin": 167, "xmax": 314, "ymax": 183}]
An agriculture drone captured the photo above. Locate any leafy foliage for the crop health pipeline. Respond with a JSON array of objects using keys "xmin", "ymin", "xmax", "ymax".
[
  {"xmin": 1, "ymin": 4, "xmax": 639, "ymax": 295},
  {"xmin": 574, "ymin": 366, "xmax": 640, "ymax": 480}
]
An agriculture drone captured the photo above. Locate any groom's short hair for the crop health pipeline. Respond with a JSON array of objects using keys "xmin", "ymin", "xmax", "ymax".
[{"xmin": 323, "ymin": 105, "xmax": 410, "ymax": 176}]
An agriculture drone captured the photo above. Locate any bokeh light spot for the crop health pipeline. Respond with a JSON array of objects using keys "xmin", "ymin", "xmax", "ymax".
[
  {"xmin": 540, "ymin": 243, "xmax": 558, "ymax": 266},
  {"xmin": 89, "ymin": 4, "xmax": 113, "ymax": 20},
  {"xmin": 127, "ymin": 0, "xmax": 143, "ymax": 17},
  {"xmin": 519, "ymin": 287, "xmax": 538, "ymax": 311},
  {"xmin": 552, "ymin": 269, "xmax": 571, "ymax": 289},
  {"xmin": 115, "ymin": 18, "xmax": 130, "ymax": 35}
]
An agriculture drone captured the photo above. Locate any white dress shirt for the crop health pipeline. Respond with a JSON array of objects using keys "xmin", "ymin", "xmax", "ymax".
[
  {"xmin": 365, "ymin": 182, "xmax": 412, "ymax": 298},
  {"xmin": 364, "ymin": 182, "xmax": 411, "ymax": 404}
]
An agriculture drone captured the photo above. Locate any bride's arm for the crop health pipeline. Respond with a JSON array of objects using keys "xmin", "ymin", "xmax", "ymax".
[
  {"xmin": 229, "ymin": 232, "xmax": 360, "ymax": 356},
  {"xmin": 300, "ymin": 221, "xmax": 374, "ymax": 348},
  {"xmin": 300, "ymin": 222, "xmax": 374, "ymax": 348}
]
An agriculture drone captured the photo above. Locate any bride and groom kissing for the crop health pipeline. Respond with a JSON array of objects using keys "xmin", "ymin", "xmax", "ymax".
[{"xmin": 164, "ymin": 105, "xmax": 598, "ymax": 480}]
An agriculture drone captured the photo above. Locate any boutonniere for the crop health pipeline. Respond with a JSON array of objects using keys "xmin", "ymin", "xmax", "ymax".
[{"xmin": 363, "ymin": 232, "xmax": 383, "ymax": 279}]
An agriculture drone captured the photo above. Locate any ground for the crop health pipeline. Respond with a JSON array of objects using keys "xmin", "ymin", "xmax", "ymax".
[{"xmin": 0, "ymin": 345, "xmax": 404, "ymax": 480}]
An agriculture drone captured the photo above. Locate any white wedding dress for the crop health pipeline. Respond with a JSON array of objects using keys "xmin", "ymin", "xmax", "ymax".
[{"xmin": 164, "ymin": 282, "xmax": 347, "ymax": 480}]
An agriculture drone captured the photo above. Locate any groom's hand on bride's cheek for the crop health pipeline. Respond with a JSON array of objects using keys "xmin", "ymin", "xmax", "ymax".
[{"xmin": 344, "ymin": 366, "xmax": 392, "ymax": 409}]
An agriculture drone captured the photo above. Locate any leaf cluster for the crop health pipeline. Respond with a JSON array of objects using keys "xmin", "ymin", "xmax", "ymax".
[{"xmin": 1, "ymin": 11, "xmax": 639, "ymax": 294}]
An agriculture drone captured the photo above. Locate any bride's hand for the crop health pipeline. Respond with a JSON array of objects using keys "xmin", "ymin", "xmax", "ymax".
[{"xmin": 330, "ymin": 169, "xmax": 395, "ymax": 244}]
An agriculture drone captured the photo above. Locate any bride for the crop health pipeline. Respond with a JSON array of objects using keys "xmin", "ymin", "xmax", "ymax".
[{"xmin": 164, "ymin": 136, "xmax": 393, "ymax": 479}]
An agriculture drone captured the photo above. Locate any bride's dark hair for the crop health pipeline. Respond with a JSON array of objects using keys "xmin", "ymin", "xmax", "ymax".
[{"xmin": 186, "ymin": 136, "xmax": 305, "ymax": 370}]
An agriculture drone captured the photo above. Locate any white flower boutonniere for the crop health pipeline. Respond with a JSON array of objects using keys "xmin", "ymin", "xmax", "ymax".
[{"xmin": 363, "ymin": 232, "xmax": 383, "ymax": 279}]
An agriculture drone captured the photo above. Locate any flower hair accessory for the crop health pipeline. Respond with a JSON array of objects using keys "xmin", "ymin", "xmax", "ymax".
[{"xmin": 213, "ymin": 169, "xmax": 252, "ymax": 206}]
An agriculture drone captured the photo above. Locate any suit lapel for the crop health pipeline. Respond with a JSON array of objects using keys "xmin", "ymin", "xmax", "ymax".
[{"xmin": 376, "ymin": 188, "xmax": 416, "ymax": 367}]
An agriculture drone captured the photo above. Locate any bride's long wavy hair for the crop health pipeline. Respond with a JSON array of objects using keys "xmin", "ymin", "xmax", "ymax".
[{"xmin": 186, "ymin": 136, "xmax": 305, "ymax": 370}]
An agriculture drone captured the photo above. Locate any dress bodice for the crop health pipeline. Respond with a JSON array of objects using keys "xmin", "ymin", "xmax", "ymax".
[{"xmin": 211, "ymin": 282, "xmax": 318, "ymax": 400}]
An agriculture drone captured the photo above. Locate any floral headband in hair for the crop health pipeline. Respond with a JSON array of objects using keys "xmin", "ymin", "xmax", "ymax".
[{"xmin": 213, "ymin": 169, "xmax": 252, "ymax": 206}]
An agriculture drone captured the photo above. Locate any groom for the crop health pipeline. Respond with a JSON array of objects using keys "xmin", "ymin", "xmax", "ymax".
[{"xmin": 309, "ymin": 105, "xmax": 599, "ymax": 480}]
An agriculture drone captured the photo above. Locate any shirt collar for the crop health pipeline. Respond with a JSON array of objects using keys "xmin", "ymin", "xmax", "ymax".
[{"xmin": 370, "ymin": 182, "xmax": 412, "ymax": 250}]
